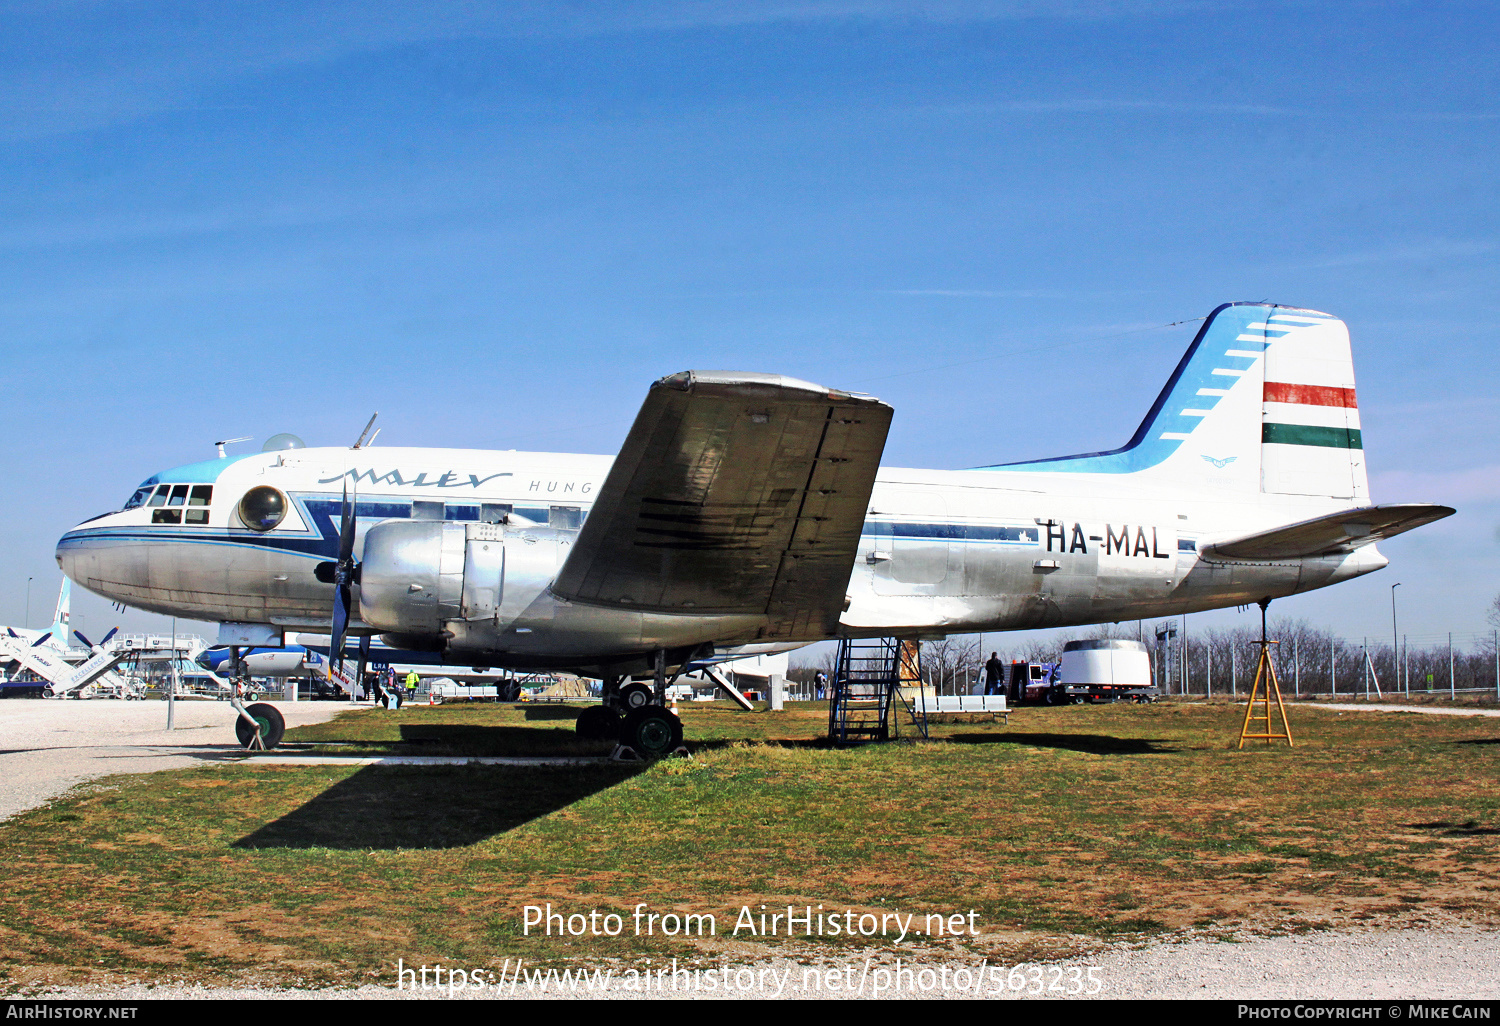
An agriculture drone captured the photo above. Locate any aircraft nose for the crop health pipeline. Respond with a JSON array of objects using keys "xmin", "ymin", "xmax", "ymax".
[
  {"xmin": 55, "ymin": 521, "xmax": 136, "ymax": 606},
  {"xmin": 55, "ymin": 531, "xmax": 78, "ymax": 578}
]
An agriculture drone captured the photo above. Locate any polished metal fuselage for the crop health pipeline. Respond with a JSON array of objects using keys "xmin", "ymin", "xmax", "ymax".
[{"xmin": 55, "ymin": 445, "xmax": 1386, "ymax": 673}]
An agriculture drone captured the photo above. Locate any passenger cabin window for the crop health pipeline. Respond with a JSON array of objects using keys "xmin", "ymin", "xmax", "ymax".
[
  {"xmin": 481, "ymin": 503, "xmax": 512, "ymax": 524},
  {"xmin": 549, "ymin": 506, "xmax": 582, "ymax": 530},
  {"xmin": 411, "ymin": 500, "xmax": 444, "ymax": 521}
]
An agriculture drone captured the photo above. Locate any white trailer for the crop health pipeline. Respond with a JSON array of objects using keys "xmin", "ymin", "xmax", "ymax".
[{"xmin": 1055, "ymin": 639, "xmax": 1156, "ymax": 703}]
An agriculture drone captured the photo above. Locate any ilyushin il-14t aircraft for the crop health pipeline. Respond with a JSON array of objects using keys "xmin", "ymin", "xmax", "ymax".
[{"xmin": 56, "ymin": 303, "xmax": 1452, "ymax": 753}]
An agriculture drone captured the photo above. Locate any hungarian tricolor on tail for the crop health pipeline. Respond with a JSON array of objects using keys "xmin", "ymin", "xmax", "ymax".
[{"xmin": 995, "ymin": 302, "xmax": 1369, "ymax": 503}]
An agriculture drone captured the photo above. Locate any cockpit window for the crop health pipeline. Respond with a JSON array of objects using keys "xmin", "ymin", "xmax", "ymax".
[
  {"xmin": 185, "ymin": 486, "xmax": 211, "ymax": 524},
  {"xmin": 138, "ymin": 483, "xmax": 213, "ymax": 523}
]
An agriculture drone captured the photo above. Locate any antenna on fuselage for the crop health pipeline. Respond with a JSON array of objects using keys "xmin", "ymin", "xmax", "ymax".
[
  {"xmin": 215, "ymin": 436, "xmax": 252, "ymax": 459},
  {"xmin": 351, "ymin": 413, "xmax": 379, "ymax": 449}
]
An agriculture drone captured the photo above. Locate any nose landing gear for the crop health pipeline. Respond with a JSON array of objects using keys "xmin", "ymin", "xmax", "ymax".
[
  {"xmin": 235, "ymin": 702, "xmax": 286, "ymax": 749},
  {"xmin": 227, "ymin": 646, "xmax": 285, "ymax": 750}
]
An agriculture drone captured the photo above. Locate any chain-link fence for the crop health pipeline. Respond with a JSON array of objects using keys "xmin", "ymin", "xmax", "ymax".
[{"xmin": 792, "ymin": 622, "xmax": 1500, "ymax": 701}]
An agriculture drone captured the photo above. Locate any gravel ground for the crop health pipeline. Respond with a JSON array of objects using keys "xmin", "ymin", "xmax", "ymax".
[
  {"xmin": 0, "ymin": 696, "xmax": 349, "ymax": 820},
  {"xmin": 1308, "ymin": 702, "xmax": 1500, "ymax": 718},
  {"xmin": 21, "ymin": 926, "xmax": 1500, "ymax": 999}
]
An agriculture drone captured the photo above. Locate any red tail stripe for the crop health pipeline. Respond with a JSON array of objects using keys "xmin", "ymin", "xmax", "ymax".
[{"xmin": 1263, "ymin": 381, "xmax": 1358, "ymax": 408}]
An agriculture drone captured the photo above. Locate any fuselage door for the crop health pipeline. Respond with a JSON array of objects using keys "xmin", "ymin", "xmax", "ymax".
[{"xmin": 870, "ymin": 488, "xmax": 953, "ymax": 596}]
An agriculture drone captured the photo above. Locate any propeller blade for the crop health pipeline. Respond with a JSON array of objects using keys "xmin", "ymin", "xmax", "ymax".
[
  {"xmin": 31, "ymin": 632, "xmax": 52, "ymax": 648},
  {"xmin": 74, "ymin": 630, "xmax": 92, "ymax": 649},
  {"xmin": 332, "ymin": 582, "xmax": 350, "ymax": 673},
  {"xmin": 101, "ymin": 627, "xmax": 119, "ymax": 645},
  {"xmin": 330, "ymin": 480, "xmax": 361, "ymax": 673},
  {"xmin": 338, "ymin": 482, "xmax": 358, "ymax": 563}
]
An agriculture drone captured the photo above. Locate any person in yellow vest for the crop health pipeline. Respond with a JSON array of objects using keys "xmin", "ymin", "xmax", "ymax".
[{"xmin": 404, "ymin": 671, "xmax": 420, "ymax": 701}]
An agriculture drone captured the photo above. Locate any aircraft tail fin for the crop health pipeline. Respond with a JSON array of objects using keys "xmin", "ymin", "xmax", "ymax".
[
  {"xmin": 49, "ymin": 579, "xmax": 72, "ymax": 644},
  {"xmin": 990, "ymin": 302, "xmax": 1369, "ymax": 502}
]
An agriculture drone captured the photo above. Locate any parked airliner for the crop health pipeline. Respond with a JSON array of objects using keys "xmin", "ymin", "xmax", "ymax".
[{"xmin": 55, "ymin": 303, "xmax": 1452, "ymax": 752}]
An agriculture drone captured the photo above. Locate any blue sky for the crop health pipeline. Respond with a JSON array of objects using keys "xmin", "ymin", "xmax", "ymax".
[{"xmin": 2, "ymin": 0, "xmax": 1495, "ymax": 647}]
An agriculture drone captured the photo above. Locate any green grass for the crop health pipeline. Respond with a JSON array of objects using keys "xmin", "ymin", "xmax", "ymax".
[{"xmin": 2, "ymin": 699, "xmax": 1498, "ymax": 988}]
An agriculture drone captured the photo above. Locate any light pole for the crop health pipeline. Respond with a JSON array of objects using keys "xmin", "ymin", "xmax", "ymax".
[
  {"xmin": 1391, "ymin": 583, "xmax": 1401, "ymax": 696},
  {"xmin": 24, "ymin": 577, "xmax": 32, "ymax": 630}
]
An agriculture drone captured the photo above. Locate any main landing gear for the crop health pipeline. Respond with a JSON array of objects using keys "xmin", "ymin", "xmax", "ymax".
[{"xmin": 576, "ymin": 656, "xmax": 687, "ymax": 760}]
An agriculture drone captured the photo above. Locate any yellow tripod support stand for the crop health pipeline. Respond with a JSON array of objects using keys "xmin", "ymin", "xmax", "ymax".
[{"xmin": 1237, "ymin": 599, "xmax": 1294, "ymax": 749}]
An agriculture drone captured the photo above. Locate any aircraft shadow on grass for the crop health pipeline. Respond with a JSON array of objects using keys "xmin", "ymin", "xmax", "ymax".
[
  {"xmin": 234, "ymin": 761, "xmax": 643, "ymax": 850},
  {"xmin": 391, "ymin": 723, "xmax": 607, "ymax": 756},
  {"xmin": 945, "ymin": 732, "xmax": 1179, "ymax": 755},
  {"xmin": 521, "ymin": 706, "xmax": 583, "ymax": 721},
  {"xmin": 1405, "ymin": 819, "xmax": 1500, "ymax": 836}
]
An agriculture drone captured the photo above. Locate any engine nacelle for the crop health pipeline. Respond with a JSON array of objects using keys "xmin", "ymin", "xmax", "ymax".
[
  {"xmin": 356, "ymin": 518, "xmax": 772, "ymax": 666},
  {"xmin": 357, "ymin": 520, "xmax": 566, "ymax": 640}
]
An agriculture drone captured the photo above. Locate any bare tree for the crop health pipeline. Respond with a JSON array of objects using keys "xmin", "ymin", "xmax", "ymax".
[{"xmin": 921, "ymin": 636, "xmax": 981, "ymax": 694}]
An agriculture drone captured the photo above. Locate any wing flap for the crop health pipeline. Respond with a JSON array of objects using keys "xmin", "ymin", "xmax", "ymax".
[
  {"xmin": 554, "ymin": 371, "xmax": 892, "ymax": 638},
  {"xmin": 1200, "ymin": 503, "xmax": 1454, "ymax": 561}
]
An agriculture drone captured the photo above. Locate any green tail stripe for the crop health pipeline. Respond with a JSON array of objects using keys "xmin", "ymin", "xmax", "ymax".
[{"xmin": 1262, "ymin": 423, "xmax": 1363, "ymax": 449}]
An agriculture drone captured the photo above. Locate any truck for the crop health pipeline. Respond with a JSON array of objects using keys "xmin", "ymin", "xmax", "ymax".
[{"xmin": 1007, "ymin": 639, "xmax": 1157, "ymax": 705}]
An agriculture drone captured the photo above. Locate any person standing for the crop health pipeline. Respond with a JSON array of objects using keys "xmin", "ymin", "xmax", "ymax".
[{"xmin": 984, "ymin": 652, "xmax": 1004, "ymax": 696}]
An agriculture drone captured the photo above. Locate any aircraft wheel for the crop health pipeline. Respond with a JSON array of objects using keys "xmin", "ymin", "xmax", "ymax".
[
  {"xmin": 621, "ymin": 707, "xmax": 683, "ymax": 758},
  {"xmin": 235, "ymin": 703, "xmax": 286, "ymax": 750},
  {"xmin": 620, "ymin": 682, "xmax": 654, "ymax": 710},
  {"xmin": 576, "ymin": 705, "xmax": 622, "ymax": 740}
]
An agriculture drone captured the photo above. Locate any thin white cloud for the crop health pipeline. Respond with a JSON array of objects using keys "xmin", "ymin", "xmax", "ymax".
[{"xmin": 0, "ymin": 1, "xmax": 1225, "ymax": 141}]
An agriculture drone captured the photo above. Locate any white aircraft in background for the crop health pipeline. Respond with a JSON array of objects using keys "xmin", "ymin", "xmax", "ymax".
[
  {"xmin": 55, "ymin": 303, "xmax": 1452, "ymax": 752},
  {"xmin": 0, "ymin": 579, "xmax": 133, "ymax": 695},
  {"xmin": 4, "ymin": 580, "xmax": 85, "ymax": 653}
]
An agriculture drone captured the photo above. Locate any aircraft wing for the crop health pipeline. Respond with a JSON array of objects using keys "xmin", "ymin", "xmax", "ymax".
[
  {"xmin": 553, "ymin": 370, "xmax": 893, "ymax": 640},
  {"xmin": 1200, "ymin": 503, "xmax": 1455, "ymax": 562}
]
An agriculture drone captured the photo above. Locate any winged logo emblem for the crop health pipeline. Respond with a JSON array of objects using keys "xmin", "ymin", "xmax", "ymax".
[{"xmin": 1202, "ymin": 455, "xmax": 1238, "ymax": 469}]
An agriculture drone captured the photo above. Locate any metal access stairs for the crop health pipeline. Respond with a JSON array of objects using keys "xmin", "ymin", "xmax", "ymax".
[
  {"xmin": 827, "ymin": 638, "xmax": 928, "ymax": 744},
  {"xmin": 0, "ymin": 631, "xmax": 134, "ymax": 697}
]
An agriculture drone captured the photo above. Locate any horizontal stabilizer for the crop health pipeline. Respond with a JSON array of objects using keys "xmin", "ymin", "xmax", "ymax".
[{"xmin": 1200, "ymin": 504, "xmax": 1455, "ymax": 561}]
